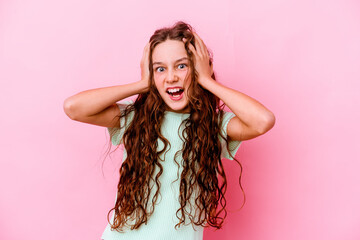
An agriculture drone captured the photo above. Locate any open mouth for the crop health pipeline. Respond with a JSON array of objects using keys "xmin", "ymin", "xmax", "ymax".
[
  {"xmin": 166, "ymin": 87, "xmax": 184, "ymax": 97},
  {"xmin": 166, "ymin": 87, "xmax": 184, "ymax": 101}
]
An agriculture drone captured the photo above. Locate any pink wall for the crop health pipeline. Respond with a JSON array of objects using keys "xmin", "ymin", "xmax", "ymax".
[{"xmin": 1, "ymin": 0, "xmax": 359, "ymax": 239}]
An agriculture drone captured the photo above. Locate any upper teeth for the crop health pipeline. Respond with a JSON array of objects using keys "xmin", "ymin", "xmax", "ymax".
[{"xmin": 168, "ymin": 88, "xmax": 182, "ymax": 93}]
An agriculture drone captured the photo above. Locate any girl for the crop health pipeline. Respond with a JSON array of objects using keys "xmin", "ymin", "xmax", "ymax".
[{"xmin": 64, "ymin": 21, "xmax": 275, "ymax": 240}]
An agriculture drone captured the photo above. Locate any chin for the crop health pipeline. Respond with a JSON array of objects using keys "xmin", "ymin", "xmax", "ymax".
[{"xmin": 165, "ymin": 102, "xmax": 190, "ymax": 113}]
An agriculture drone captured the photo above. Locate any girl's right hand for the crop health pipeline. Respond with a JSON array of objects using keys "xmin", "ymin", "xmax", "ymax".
[{"xmin": 139, "ymin": 42, "xmax": 151, "ymax": 93}]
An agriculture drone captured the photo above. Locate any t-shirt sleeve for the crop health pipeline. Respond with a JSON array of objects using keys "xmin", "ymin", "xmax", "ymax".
[
  {"xmin": 219, "ymin": 111, "xmax": 242, "ymax": 160},
  {"xmin": 107, "ymin": 100, "xmax": 134, "ymax": 146}
]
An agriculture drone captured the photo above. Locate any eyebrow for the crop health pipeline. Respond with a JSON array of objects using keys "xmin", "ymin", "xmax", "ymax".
[{"xmin": 152, "ymin": 57, "xmax": 189, "ymax": 66}]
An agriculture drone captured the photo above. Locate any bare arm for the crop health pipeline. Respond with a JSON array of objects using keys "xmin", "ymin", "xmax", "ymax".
[
  {"xmin": 63, "ymin": 42, "xmax": 151, "ymax": 128},
  {"xmin": 63, "ymin": 81, "xmax": 148, "ymax": 128},
  {"xmin": 199, "ymin": 79, "xmax": 275, "ymax": 140},
  {"xmin": 185, "ymin": 32, "xmax": 275, "ymax": 141}
]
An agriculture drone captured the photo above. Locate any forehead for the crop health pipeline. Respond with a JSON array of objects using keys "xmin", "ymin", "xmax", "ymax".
[{"xmin": 152, "ymin": 39, "xmax": 187, "ymax": 62}]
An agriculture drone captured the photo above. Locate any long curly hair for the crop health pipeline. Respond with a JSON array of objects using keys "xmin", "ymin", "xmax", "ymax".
[{"xmin": 105, "ymin": 21, "xmax": 245, "ymax": 232}]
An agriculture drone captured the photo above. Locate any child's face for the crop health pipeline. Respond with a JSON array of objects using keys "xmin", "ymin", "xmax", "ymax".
[{"xmin": 152, "ymin": 39, "xmax": 191, "ymax": 113}]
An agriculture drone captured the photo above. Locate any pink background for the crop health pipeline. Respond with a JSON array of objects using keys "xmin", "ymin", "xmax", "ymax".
[{"xmin": 1, "ymin": 0, "xmax": 359, "ymax": 239}]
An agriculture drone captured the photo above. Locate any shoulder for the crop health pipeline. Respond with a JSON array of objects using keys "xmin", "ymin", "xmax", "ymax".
[{"xmin": 218, "ymin": 111, "xmax": 236, "ymax": 134}]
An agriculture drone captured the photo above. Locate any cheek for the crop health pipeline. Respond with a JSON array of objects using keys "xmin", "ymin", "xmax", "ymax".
[
  {"xmin": 183, "ymin": 73, "xmax": 192, "ymax": 86},
  {"xmin": 179, "ymin": 69, "xmax": 190, "ymax": 78},
  {"xmin": 153, "ymin": 76, "xmax": 163, "ymax": 91},
  {"xmin": 153, "ymin": 71, "xmax": 163, "ymax": 81}
]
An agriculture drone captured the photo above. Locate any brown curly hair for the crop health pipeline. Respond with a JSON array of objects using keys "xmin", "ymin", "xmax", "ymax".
[{"xmin": 105, "ymin": 21, "xmax": 245, "ymax": 232}]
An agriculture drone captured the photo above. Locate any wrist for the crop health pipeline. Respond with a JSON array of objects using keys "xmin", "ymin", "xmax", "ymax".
[
  {"xmin": 198, "ymin": 76, "xmax": 216, "ymax": 90},
  {"xmin": 137, "ymin": 79, "xmax": 149, "ymax": 94}
]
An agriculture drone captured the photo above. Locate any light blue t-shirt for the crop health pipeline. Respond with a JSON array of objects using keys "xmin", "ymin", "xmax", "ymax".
[{"xmin": 101, "ymin": 100, "xmax": 242, "ymax": 240}]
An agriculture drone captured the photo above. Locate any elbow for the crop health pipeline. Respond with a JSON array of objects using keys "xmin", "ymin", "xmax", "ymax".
[
  {"xmin": 63, "ymin": 98, "xmax": 78, "ymax": 120},
  {"xmin": 259, "ymin": 112, "xmax": 276, "ymax": 134}
]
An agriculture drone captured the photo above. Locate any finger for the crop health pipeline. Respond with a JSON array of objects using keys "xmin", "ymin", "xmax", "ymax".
[
  {"xmin": 144, "ymin": 42, "xmax": 151, "ymax": 62},
  {"xmin": 187, "ymin": 42, "xmax": 197, "ymax": 57},
  {"xmin": 193, "ymin": 34, "xmax": 202, "ymax": 56},
  {"xmin": 142, "ymin": 43, "xmax": 149, "ymax": 56},
  {"xmin": 144, "ymin": 42, "xmax": 149, "ymax": 51},
  {"xmin": 145, "ymin": 43, "xmax": 150, "ymax": 58},
  {"xmin": 141, "ymin": 42, "xmax": 151, "ymax": 68},
  {"xmin": 193, "ymin": 32, "xmax": 207, "ymax": 57},
  {"xmin": 184, "ymin": 35, "xmax": 201, "ymax": 57},
  {"xmin": 145, "ymin": 42, "xmax": 150, "ymax": 52}
]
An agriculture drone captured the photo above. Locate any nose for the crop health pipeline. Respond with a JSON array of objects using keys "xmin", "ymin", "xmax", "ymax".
[{"xmin": 166, "ymin": 69, "xmax": 179, "ymax": 83}]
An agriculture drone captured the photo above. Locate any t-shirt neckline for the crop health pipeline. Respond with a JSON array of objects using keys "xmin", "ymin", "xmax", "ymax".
[{"xmin": 164, "ymin": 110, "xmax": 190, "ymax": 117}]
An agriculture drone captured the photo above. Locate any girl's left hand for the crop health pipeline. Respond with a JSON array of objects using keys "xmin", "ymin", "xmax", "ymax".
[{"xmin": 183, "ymin": 32, "xmax": 214, "ymax": 87}]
